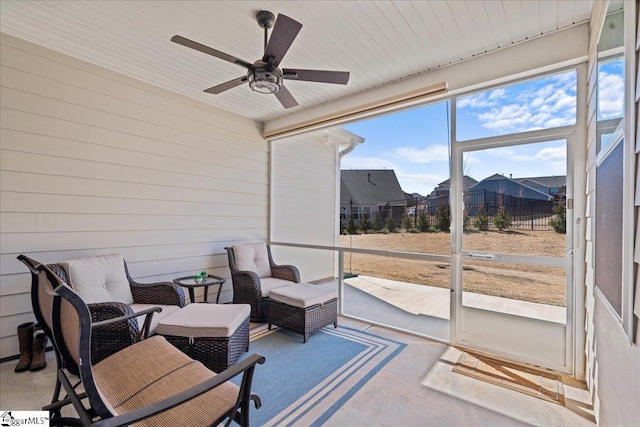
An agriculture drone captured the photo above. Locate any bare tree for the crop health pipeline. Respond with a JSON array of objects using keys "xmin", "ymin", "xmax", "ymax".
[{"xmin": 497, "ymin": 179, "xmax": 508, "ymax": 209}]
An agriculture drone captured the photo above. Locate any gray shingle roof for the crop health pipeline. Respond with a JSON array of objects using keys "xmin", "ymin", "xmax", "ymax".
[
  {"xmin": 340, "ymin": 170, "xmax": 406, "ymax": 205},
  {"xmin": 471, "ymin": 175, "xmax": 553, "ymax": 201},
  {"xmin": 515, "ymin": 175, "xmax": 566, "ymax": 188},
  {"xmin": 427, "ymin": 175, "xmax": 478, "ymax": 198}
]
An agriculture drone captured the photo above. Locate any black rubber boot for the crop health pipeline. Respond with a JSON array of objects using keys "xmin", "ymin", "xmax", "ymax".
[{"xmin": 14, "ymin": 322, "xmax": 34, "ymax": 372}]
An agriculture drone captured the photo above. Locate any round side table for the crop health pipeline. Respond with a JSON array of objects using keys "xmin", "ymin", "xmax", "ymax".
[{"xmin": 173, "ymin": 275, "xmax": 226, "ymax": 304}]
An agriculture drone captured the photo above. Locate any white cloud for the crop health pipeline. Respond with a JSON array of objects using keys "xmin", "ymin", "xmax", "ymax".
[
  {"xmin": 396, "ymin": 172, "xmax": 446, "ymax": 196},
  {"xmin": 457, "ymin": 88, "xmax": 506, "ymax": 108},
  {"xmin": 340, "ymin": 156, "xmax": 398, "ymax": 170},
  {"xmin": 490, "ymin": 145, "xmax": 566, "ymax": 164},
  {"xmin": 544, "ymin": 117, "xmax": 569, "ymax": 128},
  {"xmin": 532, "ymin": 147, "xmax": 566, "ymax": 162},
  {"xmin": 465, "ymin": 143, "xmax": 567, "ymax": 180},
  {"xmin": 462, "ymin": 71, "xmax": 577, "ymax": 134},
  {"xmin": 488, "ymin": 88, "xmax": 506, "ymax": 100},
  {"xmin": 598, "ymin": 70, "xmax": 624, "ymax": 119},
  {"xmin": 392, "ymin": 145, "xmax": 449, "ymax": 164}
]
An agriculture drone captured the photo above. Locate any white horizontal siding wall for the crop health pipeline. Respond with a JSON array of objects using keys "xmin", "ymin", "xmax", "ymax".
[
  {"xmin": 585, "ymin": 3, "xmax": 640, "ymax": 426},
  {"xmin": 270, "ymin": 135, "xmax": 338, "ymax": 282},
  {"xmin": 0, "ymin": 33, "xmax": 268, "ymax": 359},
  {"xmin": 584, "ymin": 2, "xmax": 606, "ymax": 415}
]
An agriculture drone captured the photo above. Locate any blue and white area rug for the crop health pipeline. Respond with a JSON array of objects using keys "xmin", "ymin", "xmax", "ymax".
[{"xmin": 235, "ymin": 325, "xmax": 406, "ymax": 427}]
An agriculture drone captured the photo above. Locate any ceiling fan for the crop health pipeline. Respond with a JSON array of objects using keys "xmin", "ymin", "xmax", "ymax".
[{"xmin": 171, "ymin": 11, "xmax": 350, "ymax": 109}]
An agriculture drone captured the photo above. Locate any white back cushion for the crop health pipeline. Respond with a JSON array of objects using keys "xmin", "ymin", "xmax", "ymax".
[
  {"xmin": 232, "ymin": 243, "xmax": 272, "ymax": 278},
  {"xmin": 61, "ymin": 254, "xmax": 134, "ymax": 304}
]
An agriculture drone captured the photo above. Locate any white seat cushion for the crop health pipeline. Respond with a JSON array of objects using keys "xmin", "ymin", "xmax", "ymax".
[
  {"xmin": 155, "ymin": 304, "xmax": 251, "ymax": 338},
  {"xmin": 62, "ymin": 254, "xmax": 134, "ymax": 304},
  {"xmin": 269, "ymin": 283, "xmax": 337, "ymax": 308},
  {"xmin": 259, "ymin": 277, "xmax": 296, "ymax": 297},
  {"xmin": 232, "ymin": 243, "xmax": 272, "ymax": 278},
  {"xmin": 130, "ymin": 304, "xmax": 182, "ymax": 335}
]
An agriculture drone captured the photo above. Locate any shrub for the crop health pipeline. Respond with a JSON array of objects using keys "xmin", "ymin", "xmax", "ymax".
[
  {"xmin": 417, "ymin": 212, "xmax": 430, "ymax": 232},
  {"xmin": 494, "ymin": 205, "xmax": 512, "ymax": 231},
  {"xmin": 474, "ymin": 208, "xmax": 489, "ymax": 231},
  {"xmin": 360, "ymin": 214, "xmax": 371, "ymax": 234},
  {"xmin": 402, "ymin": 215, "xmax": 414, "ymax": 232},
  {"xmin": 549, "ymin": 199, "xmax": 567, "ymax": 234},
  {"xmin": 373, "ymin": 212, "xmax": 385, "ymax": 232},
  {"xmin": 346, "ymin": 216, "xmax": 358, "ymax": 234},
  {"xmin": 385, "ymin": 217, "xmax": 397, "ymax": 233},
  {"xmin": 434, "ymin": 205, "xmax": 451, "ymax": 232}
]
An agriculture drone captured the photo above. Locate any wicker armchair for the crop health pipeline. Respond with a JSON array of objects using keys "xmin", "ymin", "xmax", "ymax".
[
  {"xmin": 50, "ymin": 254, "xmax": 186, "ymax": 364},
  {"xmin": 31, "ymin": 260, "xmax": 264, "ymax": 427},
  {"xmin": 18, "ymin": 254, "xmax": 163, "ymax": 420},
  {"xmin": 226, "ymin": 242, "xmax": 300, "ymax": 322}
]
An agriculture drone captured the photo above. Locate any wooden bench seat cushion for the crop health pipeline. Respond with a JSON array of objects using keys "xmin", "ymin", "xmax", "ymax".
[
  {"xmin": 155, "ymin": 303, "xmax": 251, "ymax": 338},
  {"xmin": 93, "ymin": 335, "xmax": 238, "ymax": 426},
  {"xmin": 269, "ymin": 283, "xmax": 337, "ymax": 308}
]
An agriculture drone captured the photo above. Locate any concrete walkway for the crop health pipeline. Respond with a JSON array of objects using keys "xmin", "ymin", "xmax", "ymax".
[{"xmin": 343, "ymin": 275, "xmax": 566, "ymax": 324}]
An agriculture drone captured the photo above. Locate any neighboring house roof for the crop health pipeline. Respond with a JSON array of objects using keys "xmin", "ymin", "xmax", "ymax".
[
  {"xmin": 483, "ymin": 173, "xmax": 507, "ymax": 180},
  {"xmin": 434, "ymin": 176, "xmax": 476, "ymax": 189},
  {"xmin": 427, "ymin": 175, "xmax": 478, "ymax": 199},
  {"xmin": 515, "ymin": 175, "xmax": 566, "ymax": 192},
  {"xmin": 470, "ymin": 174, "xmax": 552, "ymax": 201},
  {"xmin": 340, "ymin": 170, "xmax": 407, "ymax": 205}
]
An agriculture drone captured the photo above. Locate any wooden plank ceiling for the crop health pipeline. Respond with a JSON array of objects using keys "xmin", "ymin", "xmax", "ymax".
[{"xmin": 0, "ymin": 1, "xmax": 593, "ymax": 122}]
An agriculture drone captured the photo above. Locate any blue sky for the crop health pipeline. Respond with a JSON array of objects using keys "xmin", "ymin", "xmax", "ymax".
[
  {"xmin": 342, "ymin": 66, "xmax": 623, "ymax": 196},
  {"xmin": 597, "ymin": 59, "xmax": 624, "ymax": 121}
]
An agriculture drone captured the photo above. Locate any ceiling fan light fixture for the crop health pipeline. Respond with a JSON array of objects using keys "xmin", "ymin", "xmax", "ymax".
[
  {"xmin": 172, "ymin": 11, "xmax": 349, "ymax": 108},
  {"xmin": 249, "ymin": 68, "xmax": 282, "ymax": 94}
]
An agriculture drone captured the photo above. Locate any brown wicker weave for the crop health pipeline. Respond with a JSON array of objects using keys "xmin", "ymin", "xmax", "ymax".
[
  {"xmin": 268, "ymin": 298, "xmax": 338, "ymax": 343},
  {"xmin": 49, "ymin": 259, "xmax": 186, "ymax": 364},
  {"xmin": 226, "ymin": 245, "xmax": 300, "ymax": 322},
  {"xmin": 161, "ymin": 316, "xmax": 250, "ymax": 373},
  {"xmin": 35, "ymin": 261, "xmax": 264, "ymax": 427}
]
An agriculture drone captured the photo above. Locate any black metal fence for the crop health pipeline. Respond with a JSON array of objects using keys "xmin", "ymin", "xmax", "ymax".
[
  {"xmin": 441, "ymin": 189, "xmax": 555, "ymax": 230},
  {"xmin": 342, "ymin": 189, "xmax": 558, "ymax": 231}
]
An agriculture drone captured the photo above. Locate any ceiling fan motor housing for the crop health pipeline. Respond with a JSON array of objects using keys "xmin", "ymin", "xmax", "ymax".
[
  {"xmin": 249, "ymin": 62, "xmax": 283, "ymax": 94},
  {"xmin": 256, "ymin": 11, "xmax": 276, "ymax": 29}
]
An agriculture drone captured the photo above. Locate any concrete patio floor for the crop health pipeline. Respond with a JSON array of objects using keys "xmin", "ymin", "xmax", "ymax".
[
  {"xmin": 0, "ymin": 276, "xmax": 590, "ymax": 426},
  {"xmin": 0, "ymin": 316, "xmax": 595, "ymax": 426}
]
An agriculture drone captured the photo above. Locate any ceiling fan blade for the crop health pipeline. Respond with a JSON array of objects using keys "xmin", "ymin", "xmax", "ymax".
[
  {"xmin": 204, "ymin": 76, "xmax": 248, "ymax": 94},
  {"xmin": 172, "ymin": 35, "xmax": 252, "ymax": 69},
  {"xmin": 283, "ymin": 69, "xmax": 350, "ymax": 85},
  {"xmin": 262, "ymin": 14, "xmax": 302, "ymax": 67},
  {"xmin": 274, "ymin": 85, "xmax": 299, "ymax": 109}
]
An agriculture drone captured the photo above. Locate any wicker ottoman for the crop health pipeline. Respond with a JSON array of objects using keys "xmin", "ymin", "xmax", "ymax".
[
  {"xmin": 156, "ymin": 303, "xmax": 250, "ymax": 373},
  {"xmin": 268, "ymin": 283, "xmax": 338, "ymax": 343}
]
